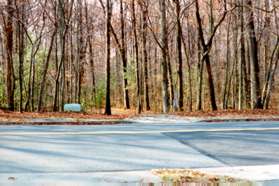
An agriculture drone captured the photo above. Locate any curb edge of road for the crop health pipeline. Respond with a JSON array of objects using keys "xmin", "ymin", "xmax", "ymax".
[
  {"xmin": 201, "ymin": 117, "xmax": 279, "ymax": 123},
  {"xmin": 0, "ymin": 119, "xmax": 133, "ymax": 126},
  {"xmin": 1, "ymin": 117, "xmax": 279, "ymax": 125}
]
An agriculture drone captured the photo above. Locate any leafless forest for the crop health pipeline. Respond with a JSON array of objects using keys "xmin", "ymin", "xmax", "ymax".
[{"xmin": 0, "ymin": 0, "xmax": 278, "ymax": 115}]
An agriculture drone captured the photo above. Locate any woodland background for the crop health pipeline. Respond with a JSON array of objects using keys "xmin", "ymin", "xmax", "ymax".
[{"xmin": 0, "ymin": 0, "xmax": 278, "ymax": 115}]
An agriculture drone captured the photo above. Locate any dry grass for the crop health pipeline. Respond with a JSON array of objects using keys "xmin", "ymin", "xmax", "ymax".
[
  {"xmin": 0, "ymin": 108, "xmax": 135, "ymax": 123},
  {"xmin": 174, "ymin": 109, "xmax": 279, "ymax": 118},
  {"xmin": 1, "ymin": 108, "xmax": 279, "ymax": 123},
  {"xmin": 151, "ymin": 169, "xmax": 248, "ymax": 185}
]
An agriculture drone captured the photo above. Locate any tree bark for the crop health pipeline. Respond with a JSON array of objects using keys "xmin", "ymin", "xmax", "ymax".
[
  {"xmin": 159, "ymin": 0, "xmax": 170, "ymax": 113},
  {"xmin": 140, "ymin": 1, "xmax": 150, "ymax": 111},
  {"xmin": 174, "ymin": 0, "xmax": 184, "ymax": 111},
  {"xmin": 222, "ymin": 15, "xmax": 231, "ymax": 110},
  {"xmin": 181, "ymin": 22, "xmax": 193, "ymax": 112},
  {"xmin": 167, "ymin": 46, "xmax": 175, "ymax": 110},
  {"xmin": 38, "ymin": 29, "xmax": 57, "ymax": 112},
  {"xmin": 245, "ymin": 0, "xmax": 262, "ymax": 109},
  {"xmin": 104, "ymin": 0, "xmax": 112, "ymax": 115},
  {"xmin": 195, "ymin": 0, "xmax": 221, "ymax": 111},
  {"xmin": 238, "ymin": 0, "xmax": 245, "ymax": 110},
  {"xmin": 120, "ymin": 0, "xmax": 130, "ymax": 110},
  {"xmin": 132, "ymin": 0, "xmax": 142, "ymax": 114},
  {"xmin": 196, "ymin": 37, "xmax": 204, "ymax": 111},
  {"xmin": 5, "ymin": 0, "xmax": 15, "ymax": 111},
  {"xmin": 53, "ymin": 0, "xmax": 73, "ymax": 111},
  {"xmin": 261, "ymin": 38, "xmax": 279, "ymax": 109},
  {"xmin": 16, "ymin": 1, "xmax": 25, "ymax": 112}
]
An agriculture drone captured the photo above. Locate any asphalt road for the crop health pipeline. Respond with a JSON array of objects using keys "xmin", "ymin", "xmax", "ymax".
[
  {"xmin": 0, "ymin": 117, "xmax": 279, "ymax": 185},
  {"xmin": 1, "ymin": 118, "xmax": 279, "ymax": 173}
]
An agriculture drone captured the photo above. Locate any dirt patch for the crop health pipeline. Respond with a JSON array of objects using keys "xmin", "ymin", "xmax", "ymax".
[
  {"xmin": 174, "ymin": 109, "xmax": 279, "ymax": 117},
  {"xmin": 1, "ymin": 108, "xmax": 279, "ymax": 125},
  {"xmin": 152, "ymin": 169, "xmax": 251, "ymax": 185},
  {"xmin": 174, "ymin": 109, "xmax": 279, "ymax": 122},
  {"xmin": 0, "ymin": 108, "xmax": 135, "ymax": 125}
]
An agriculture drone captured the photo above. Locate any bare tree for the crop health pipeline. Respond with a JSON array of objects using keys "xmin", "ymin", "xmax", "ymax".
[
  {"xmin": 5, "ymin": 0, "xmax": 15, "ymax": 111},
  {"xmin": 174, "ymin": 0, "xmax": 184, "ymax": 111},
  {"xmin": 139, "ymin": 0, "xmax": 150, "ymax": 111},
  {"xmin": 132, "ymin": 0, "xmax": 142, "ymax": 114},
  {"xmin": 159, "ymin": 0, "xmax": 170, "ymax": 113},
  {"xmin": 195, "ymin": 0, "xmax": 228, "ymax": 111},
  {"xmin": 245, "ymin": 0, "xmax": 262, "ymax": 109},
  {"xmin": 104, "ymin": 0, "xmax": 112, "ymax": 115}
]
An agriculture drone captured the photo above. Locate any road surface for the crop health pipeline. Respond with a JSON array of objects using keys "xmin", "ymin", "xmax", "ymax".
[{"xmin": 0, "ymin": 116, "xmax": 279, "ymax": 185}]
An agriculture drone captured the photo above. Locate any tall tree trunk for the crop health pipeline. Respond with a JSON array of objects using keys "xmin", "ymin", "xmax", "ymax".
[
  {"xmin": 159, "ymin": 0, "xmax": 170, "ymax": 113},
  {"xmin": 53, "ymin": 0, "xmax": 73, "ymax": 111},
  {"xmin": 104, "ymin": 0, "xmax": 112, "ymax": 115},
  {"xmin": 238, "ymin": 0, "xmax": 245, "ymax": 110},
  {"xmin": 222, "ymin": 15, "xmax": 231, "ymax": 110},
  {"xmin": 17, "ymin": 1, "xmax": 25, "ymax": 112},
  {"xmin": 132, "ymin": 0, "xmax": 142, "ymax": 114},
  {"xmin": 181, "ymin": 18, "xmax": 193, "ymax": 112},
  {"xmin": 167, "ymin": 46, "xmax": 174, "ymax": 110},
  {"xmin": 263, "ymin": 0, "xmax": 271, "ymax": 79},
  {"xmin": 204, "ymin": 54, "xmax": 218, "ymax": 110},
  {"xmin": 89, "ymin": 41, "xmax": 97, "ymax": 107},
  {"xmin": 5, "ymin": 0, "xmax": 15, "ymax": 111},
  {"xmin": 174, "ymin": 0, "xmax": 184, "ymax": 111},
  {"xmin": 0, "ymin": 32, "xmax": 4, "ymax": 106},
  {"xmin": 232, "ymin": 9, "xmax": 239, "ymax": 110},
  {"xmin": 153, "ymin": 46, "xmax": 159, "ymax": 110},
  {"xmin": 141, "ymin": 1, "xmax": 150, "ymax": 111},
  {"xmin": 261, "ymin": 0, "xmax": 279, "ymax": 109},
  {"xmin": 245, "ymin": 39, "xmax": 252, "ymax": 108},
  {"xmin": 53, "ymin": 0, "xmax": 65, "ymax": 111},
  {"xmin": 195, "ymin": 0, "xmax": 220, "ymax": 111},
  {"xmin": 69, "ymin": 28, "xmax": 74, "ymax": 103},
  {"xmin": 85, "ymin": 2, "xmax": 97, "ymax": 109},
  {"xmin": 38, "ymin": 29, "xmax": 57, "ymax": 112},
  {"xmin": 77, "ymin": 1, "xmax": 85, "ymax": 105},
  {"xmin": 120, "ymin": 0, "xmax": 130, "ymax": 110},
  {"xmin": 31, "ymin": 50, "xmax": 35, "ymax": 111},
  {"xmin": 25, "ymin": 33, "xmax": 43, "ymax": 111},
  {"xmin": 245, "ymin": 0, "xmax": 262, "ymax": 109},
  {"xmin": 196, "ymin": 37, "xmax": 204, "ymax": 111},
  {"xmin": 261, "ymin": 38, "xmax": 279, "ymax": 109}
]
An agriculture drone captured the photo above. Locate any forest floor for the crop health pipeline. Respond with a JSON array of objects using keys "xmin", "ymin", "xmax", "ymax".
[
  {"xmin": 0, "ymin": 108, "xmax": 134, "ymax": 125},
  {"xmin": 1, "ymin": 108, "xmax": 279, "ymax": 125},
  {"xmin": 174, "ymin": 109, "xmax": 279, "ymax": 122}
]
